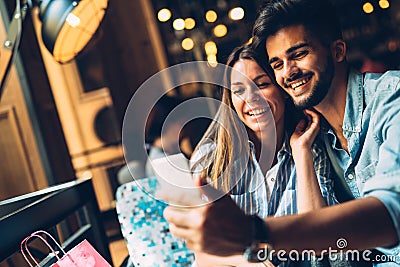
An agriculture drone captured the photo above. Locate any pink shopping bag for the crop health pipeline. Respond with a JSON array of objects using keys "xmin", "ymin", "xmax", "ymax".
[{"xmin": 21, "ymin": 230, "xmax": 111, "ymax": 267}]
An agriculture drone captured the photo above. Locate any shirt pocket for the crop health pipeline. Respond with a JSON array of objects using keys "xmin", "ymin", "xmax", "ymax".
[
  {"xmin": 355, "ymin": 160, "xmax": 378, "ymax": 183},
  {"xmin": 230, "ymin": 191, "xmax": 259, "ymax": 215}
]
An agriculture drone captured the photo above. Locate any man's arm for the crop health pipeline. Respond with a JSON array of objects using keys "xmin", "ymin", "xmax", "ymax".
[
  {"xmin": 265, "ymin": 196, "xmax": 397, "ymax": 252},
  {"xmin": 164, "ymin": 192, "xmax": 398, "ymax": 256}
]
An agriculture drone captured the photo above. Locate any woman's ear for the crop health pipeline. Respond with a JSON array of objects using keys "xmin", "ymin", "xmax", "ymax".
[{"xmin": 332, "ymin": 39, "xmax": 346, "ymax": 63}]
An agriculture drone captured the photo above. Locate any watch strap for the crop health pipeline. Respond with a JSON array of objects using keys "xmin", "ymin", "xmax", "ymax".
[{"xmin": 243, "ymin": 215, "xmax": 270, "ymax": 262}]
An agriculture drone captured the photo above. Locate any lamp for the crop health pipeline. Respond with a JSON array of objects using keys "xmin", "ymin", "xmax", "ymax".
[{"xmin": 0, "ymin": 0, "xmax": 108, "ymax": 98}]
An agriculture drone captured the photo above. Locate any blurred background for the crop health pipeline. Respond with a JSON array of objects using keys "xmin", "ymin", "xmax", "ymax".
[{"xmin": 0, "ymin": 0, "xmax": 399, "ymax": 264}]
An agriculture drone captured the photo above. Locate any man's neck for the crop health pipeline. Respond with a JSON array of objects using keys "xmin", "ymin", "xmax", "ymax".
[{"xmin": 315, "ymin": 65, "xmax": 350, "ymax": 152}]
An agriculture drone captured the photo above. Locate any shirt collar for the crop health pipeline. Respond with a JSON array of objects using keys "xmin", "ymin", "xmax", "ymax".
[
  {"xmin": 278, "ymin": 134, "xmax": 292, "ymax": 158},
  {"xmin": 320, "ymin": 116, "xmax": 338, "ymax": 146}
]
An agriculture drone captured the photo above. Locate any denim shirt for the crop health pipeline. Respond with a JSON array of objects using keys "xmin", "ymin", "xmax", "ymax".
[{"xmin": 321, "ymin": 69, "xmax": 400, "ymax": 265}]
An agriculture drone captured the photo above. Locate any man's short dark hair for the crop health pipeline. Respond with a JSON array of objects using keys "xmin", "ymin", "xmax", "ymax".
[{"xmin": 252, "ymin": 0, "xmax": 342, "ymax": 55}]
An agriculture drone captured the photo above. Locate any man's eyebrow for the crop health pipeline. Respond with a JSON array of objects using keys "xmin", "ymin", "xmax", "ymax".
[
  {"xmin": 268, "ymin": 42, "xmax": 310, "ymax": 64},
  {"xmin": 287, "ymin": 42, "xmax": 309, "ymax": 54}
]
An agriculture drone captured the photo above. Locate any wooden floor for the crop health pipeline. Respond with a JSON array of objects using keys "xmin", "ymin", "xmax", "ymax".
[{"xmin": 109, "ymin": 238, "xmax": 129, "ymax": 267}]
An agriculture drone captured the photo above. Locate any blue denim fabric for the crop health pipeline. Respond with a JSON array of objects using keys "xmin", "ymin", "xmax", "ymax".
[{"xmin": 322, "ymin": 70, "xmax": 400, "ymax": 266}]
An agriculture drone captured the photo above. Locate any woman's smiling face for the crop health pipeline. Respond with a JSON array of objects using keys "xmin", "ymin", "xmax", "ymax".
[{"xmin": 230, "ymin": 59, "xmax": 286, "ymax": 139}]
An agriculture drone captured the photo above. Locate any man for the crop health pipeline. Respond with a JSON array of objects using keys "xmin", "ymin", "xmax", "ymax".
[{"xmin": 164, "ymin": 0, "xmax": 400, "ymax": 264}]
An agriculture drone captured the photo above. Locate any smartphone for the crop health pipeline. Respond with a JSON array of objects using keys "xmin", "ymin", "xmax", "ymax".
[{"xmin": 150, "ymin": 153, "xmax": 205, "ymax": 207}]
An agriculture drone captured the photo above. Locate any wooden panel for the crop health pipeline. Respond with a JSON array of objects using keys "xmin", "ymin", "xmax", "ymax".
[
  {"xmin": 31, "ymin": 9, "xmax": 124, "ymax": 211},
  {"xmin": 0, "ymin": 106, "xmax": 36, "ymax": 200}
]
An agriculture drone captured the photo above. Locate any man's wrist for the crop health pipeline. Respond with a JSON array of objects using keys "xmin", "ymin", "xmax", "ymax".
[
  {"xmin": 250, "ymin": 215, "xmax": 269, "ymax": 242},
  {"xmin": 243, "ymin": 215, "xmax": 270, "ymax": 262}
]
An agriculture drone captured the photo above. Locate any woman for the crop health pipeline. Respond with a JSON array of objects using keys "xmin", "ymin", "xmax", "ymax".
[{"xmin": 191, "ymin": 45, "xmax": 353, "ymax": 266}]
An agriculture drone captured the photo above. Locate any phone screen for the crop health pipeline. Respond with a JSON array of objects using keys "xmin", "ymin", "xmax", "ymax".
[{"xmin": 151, "ymin": 153, "xmax": 205, "ymax": 207}]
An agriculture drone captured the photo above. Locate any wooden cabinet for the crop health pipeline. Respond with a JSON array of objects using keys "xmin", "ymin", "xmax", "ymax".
[{"xmin": 0, "ymin": 3, "xmax": 48, "ymax": 200}]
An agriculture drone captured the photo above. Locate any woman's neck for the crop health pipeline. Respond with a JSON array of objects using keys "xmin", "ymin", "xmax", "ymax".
[{"xmin": 253, "ymin": 120, "xmax": 285, "ymax": 174}]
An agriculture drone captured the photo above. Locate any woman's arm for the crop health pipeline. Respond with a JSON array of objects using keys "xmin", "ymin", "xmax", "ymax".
[{"xmin": 290, "ymin": 110, "xmax": 326, "ymax": 213}]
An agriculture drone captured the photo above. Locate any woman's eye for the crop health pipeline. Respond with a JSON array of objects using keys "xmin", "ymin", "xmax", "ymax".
[
  {"xmin": 232, "ymin": 87, "xmax": 245, "ymax": 95},
  {"xmin": 257, "ymin": 82, "xmax": 271, "ymax": 88}
]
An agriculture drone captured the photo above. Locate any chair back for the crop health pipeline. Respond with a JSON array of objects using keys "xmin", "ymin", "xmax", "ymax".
[{"xmin": 115, "ymin": 177, "xmax": 195, "ymax": 266}]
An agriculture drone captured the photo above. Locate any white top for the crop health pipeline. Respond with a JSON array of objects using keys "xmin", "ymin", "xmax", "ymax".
[{"xmin": 265, "ymin": 163, "xmax": 279, "ymax": 202}]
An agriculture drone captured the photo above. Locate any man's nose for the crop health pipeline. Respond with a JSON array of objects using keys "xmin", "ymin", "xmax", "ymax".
[{"xmin": 283, "ymin": 60, "xmax": 300, "ymax": 81}]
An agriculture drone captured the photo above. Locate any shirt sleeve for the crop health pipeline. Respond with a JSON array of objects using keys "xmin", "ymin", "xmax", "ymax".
[
  {"xmin": 363, "ymin": 84, "xmax": 400, "ymax": 254},
  {"xmin": 189, "ymin": 142, "xmax": 216, "ymax": 175},
  {"xmin": 311, "ymin": 141, "xmax": 340, "ymax": 207}
]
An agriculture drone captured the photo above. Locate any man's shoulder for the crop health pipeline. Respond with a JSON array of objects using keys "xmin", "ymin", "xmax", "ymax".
[
  {"xmin": 360, "ymin": 71, "xmax": 400, "ymax": 102},
  {"xmin": 364, "ymin": 70, "xmax": 400, "ymax": 87}
]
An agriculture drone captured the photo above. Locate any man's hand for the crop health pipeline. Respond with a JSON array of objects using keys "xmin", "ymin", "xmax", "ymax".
[{"xmin": 163, "ymin": 177, "xmax": 253, "ymax": 256}]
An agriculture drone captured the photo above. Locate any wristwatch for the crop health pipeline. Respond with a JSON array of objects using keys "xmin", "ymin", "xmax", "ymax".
[{"xmin": 243, "ymin": 215, "xmax": 270, "ymax": 262}]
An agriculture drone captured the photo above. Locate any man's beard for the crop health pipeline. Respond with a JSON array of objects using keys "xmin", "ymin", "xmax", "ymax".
[{"xmin": 294, "ymin": 56, "xmax": 334, "ymax": 109}]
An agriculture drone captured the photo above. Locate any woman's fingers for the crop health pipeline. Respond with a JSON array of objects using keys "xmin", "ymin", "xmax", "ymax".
[{"xmin": 291, "ymin": 109, "xmax": 322, "ymax": 149}]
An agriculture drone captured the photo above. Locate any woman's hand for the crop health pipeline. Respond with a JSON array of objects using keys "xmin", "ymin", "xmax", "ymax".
[
  {"xmin": 290, "ymin": 109, "xmax": 326, "ymax": 212},
  {"xmin": 290, "ymin": 109, "xmax": 320, "ymax": 153}
]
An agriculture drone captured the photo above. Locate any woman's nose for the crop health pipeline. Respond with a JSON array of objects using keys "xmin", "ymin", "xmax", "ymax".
[{"xmin": 246, "ymin": 89, "xmax": 261, "ymax": 102}]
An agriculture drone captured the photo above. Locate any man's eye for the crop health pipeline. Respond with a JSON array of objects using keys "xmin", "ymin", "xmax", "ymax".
[
  {"xmin": 293, "ymin": 51, "xmax": 308, "ymax": 59},
  {"xmin": 271, "ymin": 62, "xmax": 283, "ymax": 70}
]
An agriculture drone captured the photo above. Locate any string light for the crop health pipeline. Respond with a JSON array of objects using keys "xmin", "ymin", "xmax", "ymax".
[
  {"xmin": 362, "ymin": 2, "xmax": 374, "ymax": 13},
  {"xmin": 173, "ymin": 18, "xmax": 185, "ymax": 30},
  {"xmin": 204, "ymin": 41, "xmax": 217, "ymax": 55},
  {"xmin": 378, "ymin": 0, "xmax": 389, "ymax": 9},
  {"xmin": 213, "ymin": 24, "xmax": 227, "ymax": 37},
  {"xmin": 205, "ymin": 10, "xmax": 217, "ymax": 23},
  {"xmin": 207, "ymin": 54, "xmax": 218, "ymax": 67},
  {"xmin": 182, "ymin": 38, "xmax": 194, "ymax": 50},
  {"xmin": 229, "ymin": 7, "xmax": 244, "ymax": 20},
  {"xmin": 158, "ymin": 8, "xmax": 171, "ymax": 22},
  {"xmin": 184, "ymin": 18, "xmax": 196, "ymax": 30}
]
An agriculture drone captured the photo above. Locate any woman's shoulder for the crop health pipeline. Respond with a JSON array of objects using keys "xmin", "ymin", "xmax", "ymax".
[
  {"xmin": 191, "ymin": 141, "xmax": 216, "ymax": 160},
  {"xmin": 189, "ymin": 141, "xmax": 217, "ymax": 170}
]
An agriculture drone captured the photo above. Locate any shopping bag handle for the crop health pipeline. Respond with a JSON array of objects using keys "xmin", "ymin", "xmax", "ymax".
[{"xmin": 20, "ymin": 230, "xmax": 66, "ymax": 267}]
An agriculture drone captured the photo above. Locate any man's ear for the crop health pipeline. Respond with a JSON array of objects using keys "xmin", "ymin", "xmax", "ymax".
[{"xmin": 332, "ymin": 40, "xmax": 346, "ymax": 63}]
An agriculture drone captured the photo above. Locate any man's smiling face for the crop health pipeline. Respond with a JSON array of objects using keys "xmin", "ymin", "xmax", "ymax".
[{"xmin": 266, "ymin": 24, "xmax": 334, "ymax": 109}]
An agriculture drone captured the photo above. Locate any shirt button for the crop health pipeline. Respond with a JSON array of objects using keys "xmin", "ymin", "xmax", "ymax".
[
  {"xmin": 348, "ymin": 173, "xmax": 354, "ymax": 179},
  {"xmin": 271, "ymin": 178, "xmax": 275, "ymax": 182}
]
